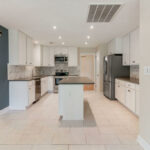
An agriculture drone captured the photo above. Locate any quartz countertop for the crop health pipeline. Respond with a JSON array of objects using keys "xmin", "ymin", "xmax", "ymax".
[
  {"xmin": 116, "ymin": 77, "xmax": 139, "ymax": 84},
  {"xmin": 8, "ymin": 75, "xmax": 54, "ymax": 81},
  {"xmin": 59, "ymin": 77, "xmax": 94, "ymax": 84}
]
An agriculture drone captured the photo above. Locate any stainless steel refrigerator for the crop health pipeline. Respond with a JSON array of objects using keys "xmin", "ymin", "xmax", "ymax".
[{"xmin": 103, "ymin": 54, "xmax": 130, "ymax": 100}]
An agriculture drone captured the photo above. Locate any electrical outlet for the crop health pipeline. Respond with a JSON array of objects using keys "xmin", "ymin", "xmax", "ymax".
[{"xmin": 144, "ymin": 66, "xmax": 150, "ymax": 75}]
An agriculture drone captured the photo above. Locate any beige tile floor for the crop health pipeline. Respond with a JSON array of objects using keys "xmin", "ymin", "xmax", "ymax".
[{"xmin": 0, "ymin": 91, "xmax": 143, "ymax": 150}]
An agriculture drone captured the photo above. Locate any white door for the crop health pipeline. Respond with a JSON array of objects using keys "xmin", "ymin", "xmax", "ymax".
[{"xmin": 80, "ymin": 55, "xmax": 95, "ymax": 81}]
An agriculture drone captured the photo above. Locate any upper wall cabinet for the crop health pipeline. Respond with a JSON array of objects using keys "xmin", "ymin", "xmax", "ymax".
[
  {"xmin": 42, "ymin": 46, "xmax": 50, "ymax": 66},
  {"xmin": 33, "ymin": 44, "xmax": 42, "ymax": 66},
  {"xmin": 26, "ymin": 36, "xmax": 33, "ymax": 65},
  {"xmin": 108, "ymin": 38, "xmax": 122, "ymax": 55},
  {"xmin": 41, "ymin": 46, "xmax": 55, "ymax": 67},
  {"xmin": 68, "ymin": 47, "xmax": 78, "ymax": 66},
  {"xmin": 54, "ymin": 47, "xmax": 68, "ymax": 55},
  {"xmin": 9, "ymin": 29, "xmax": 33, "ymax": 65},
  {"xmin": 122, "ymin": 34, "xmax": 130, "ymax": 66},
  {"xmin": 130, "ymin": 28, "xmax": 139, "ymax": 65},
  {"xmin": 49, "ymin": 47, "xmax": 55, "ymax": 67}
]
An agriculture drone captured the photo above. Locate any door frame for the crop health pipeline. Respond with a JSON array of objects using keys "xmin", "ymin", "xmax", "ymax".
[{"xmin": 79, "ymin": 52, "xmax": 96, "ymax": 89}]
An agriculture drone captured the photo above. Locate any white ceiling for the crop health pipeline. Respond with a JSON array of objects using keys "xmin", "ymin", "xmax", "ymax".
[{"xmin": 0, "ymin": 0, "xmax": 139, "ymax": 48}]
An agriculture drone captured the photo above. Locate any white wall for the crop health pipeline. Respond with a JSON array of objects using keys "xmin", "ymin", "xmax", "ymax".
[
  {"xmin": 138, "ymin": 0, "xmax": 150, "ymax": 147},
  {"xmin": 96, "ymin": 44, "xmax": 107, "ymax": 92}
]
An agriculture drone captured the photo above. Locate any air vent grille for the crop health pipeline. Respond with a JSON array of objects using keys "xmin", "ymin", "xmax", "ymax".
[{"xmin": 87, "ymin": 4, "xmax": 121, "ymax": 22}]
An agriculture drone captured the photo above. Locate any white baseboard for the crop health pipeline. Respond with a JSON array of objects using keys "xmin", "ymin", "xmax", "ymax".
[
  {"xmin": 0, "ymin": 107, "xmax": 9, "ymax": 115},
  {"xmin": 137, "ymin": 135, "xmax": 150, "ymax": 150}
]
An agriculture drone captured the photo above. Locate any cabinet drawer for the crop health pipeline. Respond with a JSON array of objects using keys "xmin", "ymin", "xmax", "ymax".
[{"xmin": 125, "ymin": 82, "xmax": 135, "ymax": 89}]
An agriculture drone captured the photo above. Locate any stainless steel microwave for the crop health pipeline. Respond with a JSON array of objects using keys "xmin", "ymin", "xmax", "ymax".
[{"xmin": 55, "ymin": 56, "xmax": 68, "ymax": 64}]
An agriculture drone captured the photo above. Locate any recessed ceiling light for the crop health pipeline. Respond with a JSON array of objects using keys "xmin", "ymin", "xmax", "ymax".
[
  {"xmin": 90, "ymin": 25, "xmax": 94, "ymax": 29},
  {"xmin": 58, "ymin": 36, "xmax": 62, "ymax": 39},
  {"xmin": 62, "ymin": 42, "xmax": 65, "ymax": 45},
  {"xmin": 87, "ymin": 35, "xmax": 90, "ymax": 39},
  {"xmin": 85, "ymin": 42, "xmax": 88, "ymax": 45},
  {"xmin": 34, "ymin": 41, "xmax": 39, "ymax": 44},
  {"xmin": 53, "ymin": 26, "xmax": 57, "ymax": 30}
]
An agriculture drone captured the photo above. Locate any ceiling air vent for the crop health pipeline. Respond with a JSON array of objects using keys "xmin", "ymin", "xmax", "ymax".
[{"xmin": 87, "ymin": 4, "xmax": 121, "ymax": 22}]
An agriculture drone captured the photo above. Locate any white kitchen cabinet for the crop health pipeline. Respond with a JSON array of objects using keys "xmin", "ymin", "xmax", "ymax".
[
  {"xmin": 130, "ymin": 28, "xmax": 139, "ymax": 65},
  {"xmin": 41, "ymin": 77, "xmax": 48, "ymax": 96},
  {"xmin": 115, "ymin": 79, "xmax": 140, "ymax": 116},
  {"xmin": 49, "ymin": 47, "xmax": 55, "ymax": 66},
  {"xmin": 26, "ymin": 36, "xmax": 33, "ymax": 65},
  {"xmin": 54, "ymin": 47, "xmax": 68, "ymax": 55},
  {"xmin": 9, "ymin": 80, "xmax": 35, "ymax": 110},
  {"xmin": 33, "ymin": 44, "xmax": 42, "ymax": 66},
  {"xmin": 122, "ymin": 34, "xmax": 130, "ymax": 66},
  {"xmin": 68, "ymin": 47, "xmax": 78, "ymax": 66},
  {"xmin": 28, "ymin": 81, "xmax": 35, "ymax": 105},
  {"xmin": 9, "ymin": 29, "xmax": 34, "ymax": 65},
  {"xmin": 135, "ymin": 85, "xmax": 140, "ymax": 116},
  {"xmin": 108, "ymin": 38, "xmax": 122, "ymax": 55},
  {"xmin": 48, "ymin": 76, "xmax": 54, "ymax": 92},
  {"xmin": 125, "ymin": 88, "xmax": 136, "ymax": 113},
  {"xmin": 18, "ymin": 31, "xmax": 27, "ymax": 65},
  {"xmin": 115, "ymin": 80, "xmax": 126, "ymax": 105},
  {"xmin": 42, "ymin": 46, "xmax": 50, "ymax": 66}
]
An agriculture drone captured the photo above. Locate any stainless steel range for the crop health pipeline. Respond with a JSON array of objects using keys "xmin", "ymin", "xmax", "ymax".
[{"xmin": 54, "ymin": 71, "xmax": 69, "ymax": 93}]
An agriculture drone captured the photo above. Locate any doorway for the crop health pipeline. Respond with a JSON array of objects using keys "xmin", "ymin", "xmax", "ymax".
[{"xmin": 80, "ymin": 54, "xmax": 95, "ymax": 91}]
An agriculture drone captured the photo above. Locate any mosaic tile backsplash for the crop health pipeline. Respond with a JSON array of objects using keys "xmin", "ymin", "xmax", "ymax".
[
  {"xmin": 8, "ymin": 64, "xmax": 80, "ymax": 80},
  {"xmin": 130, "ymin": 65, "xmax": 139, "ymax": 81}
]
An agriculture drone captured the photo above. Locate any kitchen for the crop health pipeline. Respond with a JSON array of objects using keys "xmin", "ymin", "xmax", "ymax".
[{"xmin": 0, "ymin": 0, "xmax": 150, "ymax": 150}]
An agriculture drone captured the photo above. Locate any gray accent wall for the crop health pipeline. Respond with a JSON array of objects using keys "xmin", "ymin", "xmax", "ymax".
[{"xmin": 0, "ymin": 25, "xmax": 9, "ymax": 110}]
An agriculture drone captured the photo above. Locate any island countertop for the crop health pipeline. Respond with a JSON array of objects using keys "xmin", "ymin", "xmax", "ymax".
[{"xmin": 59, "ymin": 77, "xmax": 94, "ymax": 84}]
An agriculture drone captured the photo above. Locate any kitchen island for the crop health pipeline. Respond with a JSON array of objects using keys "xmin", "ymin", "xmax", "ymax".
[{"xmin": 58, "ymin": 77, "xmax": 94, "ymax": 120}]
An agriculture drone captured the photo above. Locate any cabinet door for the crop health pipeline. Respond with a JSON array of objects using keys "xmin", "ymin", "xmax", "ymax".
[
  {"xmin": 27, "ymin": 36, "xmax": 33, "ymax": 65},
  {"xmin": 135, "ymin": 89, "xmax": 140, "ymax": 116},
  {"xmin": 122, "ymin": 34, "xmax": 130, "ymax": 66},
  {"xmin": 33, "ymin": 45, "xmax": 41, "ymax": 66},
  {"xmin": 130, "ymin": 28, "xmax": 139, "ymax": 65},
  {"xmin": 18, "ymin": 31, "xmax": 27, "ymax": 65},
  {"xmin": 126, "ymin": 88, "xmax": 136, "ymax": 112},
  {"xmin": 49, "ymin": 47, "xmax": 55, "ymax": 66},
  {"xmin": 42, "ymin": 46, "xmax": 50, "ymax": 66},
  {"xmin": 28, "ymin": 85, "xmax": 35, "ymax": 105},
  {"xmin": 119, "ymin": 86, "xmax": 126, "ymax": 105},
  {"xmin": 47, "ymin": 77, "xmax": 54, "ymax": 92},
  {"xmin": 68, "ymin": 47, "xmax": 78, "ymax": 66},
  {"xmin": 41, "ymin": 79, "xmax": 45, "ymax": 96}
]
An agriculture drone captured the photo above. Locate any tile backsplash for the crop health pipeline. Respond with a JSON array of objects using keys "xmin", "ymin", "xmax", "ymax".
[
  {"xmin": 8, "ymin": 65, "xmax": 34, "ymax": 80},
  {"xmin": 130, "ymin": 65, "xmax": 139, "ymax": 81},
  {"xmin": 8, "ymin": 64, "xmax": 80, "ymax": 80}
]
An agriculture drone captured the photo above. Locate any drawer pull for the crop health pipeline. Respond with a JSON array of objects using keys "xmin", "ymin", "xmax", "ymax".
[{"xmin": 128, "ymin": 90, "xmax": 130, "ymax": 92}]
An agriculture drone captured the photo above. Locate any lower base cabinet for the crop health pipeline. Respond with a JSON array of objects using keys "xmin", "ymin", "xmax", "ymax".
[
  {"xmin": 9, "ymin": 80, "xmax": 35, "ymax": 110},
  {"xmin": 41, "ymin": 76, "xmax": 54, "ymax": 96},
  {"xmin": 115, "ymin": 79, "xmax": 139, "ymax": 116},
  {"xmin": 125, "ymin": 88, "xmax": 136, "ymax": 113}
]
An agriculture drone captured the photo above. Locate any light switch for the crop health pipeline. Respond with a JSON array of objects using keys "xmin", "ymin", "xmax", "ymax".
[{"xmin": 144, "ymin": 66, "xmax": 150, "ymax": 75}]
